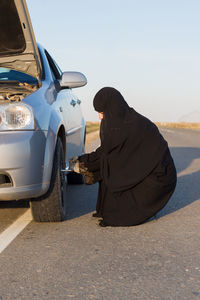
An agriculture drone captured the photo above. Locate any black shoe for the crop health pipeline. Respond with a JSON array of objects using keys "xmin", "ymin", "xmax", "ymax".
[
  {"xmin": 99, "ymin": 220, "xmax": 108, "ymax": 227},
  {"xmin": 92, "ymin": 212, "xmax": 102, "ymax": 218}
]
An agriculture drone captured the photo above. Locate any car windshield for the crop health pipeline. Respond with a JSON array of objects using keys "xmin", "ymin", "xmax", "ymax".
[{"xmin": 0, "ymin": 67, "xmax": 38, "ymax": 84}]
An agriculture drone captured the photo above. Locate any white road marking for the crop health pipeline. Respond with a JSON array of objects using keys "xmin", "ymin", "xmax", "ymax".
[{"xmin": 0, "ymin": 209, "xmax": 32, "ymax": 254}]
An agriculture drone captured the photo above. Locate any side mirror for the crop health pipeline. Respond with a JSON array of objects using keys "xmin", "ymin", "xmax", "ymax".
[{"xmin": 60, "ymin": 71, "xmax": 87, "ymax": 89}]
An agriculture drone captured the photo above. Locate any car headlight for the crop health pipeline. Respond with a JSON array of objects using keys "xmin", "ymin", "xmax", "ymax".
[{"xmin": 0, "ymin": 103, "xmax": 34, "ymax": 130}]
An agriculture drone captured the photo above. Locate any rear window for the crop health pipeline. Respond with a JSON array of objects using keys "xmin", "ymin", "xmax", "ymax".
[{"xmin": 0, "ymin": 0, "xmax": 26, "ymax": 55}]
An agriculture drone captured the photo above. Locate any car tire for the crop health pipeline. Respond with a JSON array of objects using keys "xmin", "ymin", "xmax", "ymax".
[{"xmin": 30, "ymin": 137, "xmax": 67, "ymax": 222}]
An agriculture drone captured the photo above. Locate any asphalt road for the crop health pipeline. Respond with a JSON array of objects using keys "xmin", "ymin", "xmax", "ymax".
[{"xmin": 0, "ymin": 128, "xmax": 200, "ymax": 300}]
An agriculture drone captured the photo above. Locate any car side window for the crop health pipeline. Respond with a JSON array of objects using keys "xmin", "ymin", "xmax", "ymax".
[{"xmin": 45, "ymin": 50, "xmax": 62, "ymax": 80}]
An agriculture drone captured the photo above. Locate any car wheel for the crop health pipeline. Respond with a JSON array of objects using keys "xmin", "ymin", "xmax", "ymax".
[{"xmin": 31, "ymin": 137, "xmax": 67, "ymax": 222}]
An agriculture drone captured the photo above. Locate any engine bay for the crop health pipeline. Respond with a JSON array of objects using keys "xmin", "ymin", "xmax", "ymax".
[{"xmin": 0, "ymin": 82, "xmax": 38, "ymax": 102}]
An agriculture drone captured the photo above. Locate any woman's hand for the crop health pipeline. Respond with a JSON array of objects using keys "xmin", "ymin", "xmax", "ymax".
[
  {"xmin": 69, "ymin": 156, "xmax": 97, "ymax": 185},
  {"xmin": 69, "ymin": 156, "xmax": 88, "ymax": 174},
  {"xmin": 69, "ymin": 156, "xmax": 79, "ymax": 172}
]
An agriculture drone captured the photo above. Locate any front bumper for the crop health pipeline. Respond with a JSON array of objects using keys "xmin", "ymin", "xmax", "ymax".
[{"xmin": 0, "ymin": 130, "xmax": 48, "ymax": 200}]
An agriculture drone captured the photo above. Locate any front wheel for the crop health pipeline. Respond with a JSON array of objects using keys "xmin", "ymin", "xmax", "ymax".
[{"xmin": 31, "ymin": 137, "xmax": 67, "ymax": 222}]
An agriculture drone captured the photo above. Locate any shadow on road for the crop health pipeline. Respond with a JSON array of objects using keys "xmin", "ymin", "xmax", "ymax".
[
  {"xmin": 157, "ymin": 146, "xmax": 200, "ymax": 218},
  {"xmin": 170, "ymin": 146, "xmax": 200, "ymax": 173},
  {"xmin": 65, "ymin": 183, "xmax": 97, "ymax": 220},
  {"xmin": 0, "ymin": 200, "xmax": 29, "ymax": 209}
]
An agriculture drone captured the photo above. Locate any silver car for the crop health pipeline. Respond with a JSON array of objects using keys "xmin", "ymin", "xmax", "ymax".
[{"xmin": 0, "ymin": 0, "xmax": 87, "ymax": 221}]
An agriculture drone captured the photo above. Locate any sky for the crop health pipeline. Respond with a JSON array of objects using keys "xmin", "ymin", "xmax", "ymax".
[{"xmin": 26, "ymin": 0, "xmax": 200, "ymax": 122}]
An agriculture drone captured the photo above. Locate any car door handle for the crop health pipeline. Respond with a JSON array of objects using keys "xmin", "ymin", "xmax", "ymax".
[
  {"xmin": 70, "ymin": 99, "xmax": 76, "ymax": 107},
  {"xmin": 77, "ymin": 99, "xmax": 81, "ymax": 105}
]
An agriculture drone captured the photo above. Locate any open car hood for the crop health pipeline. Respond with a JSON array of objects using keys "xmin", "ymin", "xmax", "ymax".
[{"xmin": 0, "ymin": 0, "xmax": 41, "ymax": 85}]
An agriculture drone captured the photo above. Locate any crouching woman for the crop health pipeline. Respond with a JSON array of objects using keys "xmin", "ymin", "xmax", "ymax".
[{"xmin": 70, "ymin": 87, "xmax": 177, "ymax": 227}]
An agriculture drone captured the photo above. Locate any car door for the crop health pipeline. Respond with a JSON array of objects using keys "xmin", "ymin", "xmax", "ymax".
[
  {"xmin": 66, "ymin": 90, "xmax": 84, "ymax": 157},
  {"xmin": 44, "ymin": 51, "xmax": 84, "ymax": 162}
]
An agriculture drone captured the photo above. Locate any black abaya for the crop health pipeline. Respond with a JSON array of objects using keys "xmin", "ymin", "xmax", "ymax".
[{"xmin": 79, "ymin": 87, "xmax": 177, "ymax": 226}]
